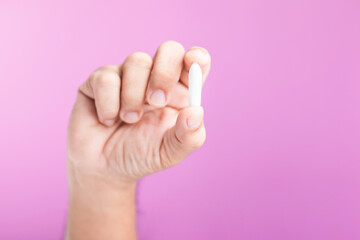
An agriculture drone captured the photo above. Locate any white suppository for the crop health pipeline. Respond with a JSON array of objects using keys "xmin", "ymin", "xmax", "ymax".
[{"xmin": 188, "ymin": 63, "xmax": 202, "ymax": 106}]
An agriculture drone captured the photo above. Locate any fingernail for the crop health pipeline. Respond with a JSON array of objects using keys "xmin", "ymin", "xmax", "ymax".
[
  {"xmin": 123, "ymin": 112, "xmax": 139, "ymax": 123},
  {"xmin": 148, "ymin": 89, "xmax": 166, "ymax": 107},
  {"xmin": 104, "ymin": 119, "xmax": 115, "ymax": 126},
  {"xmin": 187, "ymin": 115, "xmax": 202, "ymax": 130}
]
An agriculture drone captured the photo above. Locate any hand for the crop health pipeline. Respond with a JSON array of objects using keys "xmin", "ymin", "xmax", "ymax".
[
  {"xmin": 66, "ymin": 41, "xmax": 211, "ymax": 240},
  {"xmin": 67, "ymin": 41, "xmax": 211, "ymax": 184}
]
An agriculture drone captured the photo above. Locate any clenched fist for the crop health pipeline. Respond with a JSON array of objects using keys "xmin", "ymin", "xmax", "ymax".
[
  {"xmin": 68, "ymin": 40, "xmax": 211, "ymax": 182},
  {"xmin": 66, "ymin": 41, "xmax": 211, "ymax": 240}
]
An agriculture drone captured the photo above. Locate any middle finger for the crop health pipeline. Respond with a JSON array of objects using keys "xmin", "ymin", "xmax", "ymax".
[{"xmin": 146, "ymin": 40, "xmax": 185, "ymax": 107}]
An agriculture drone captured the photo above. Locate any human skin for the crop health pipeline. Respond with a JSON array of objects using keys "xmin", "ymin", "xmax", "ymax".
[{"xmin": 66, "ymin": 41, "xmax": 211, "ymax": 240}]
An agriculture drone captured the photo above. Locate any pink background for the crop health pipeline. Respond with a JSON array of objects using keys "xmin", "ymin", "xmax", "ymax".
[{"xmin": 1, "ymin": 0, "xmax": 359, "ymax": 239}]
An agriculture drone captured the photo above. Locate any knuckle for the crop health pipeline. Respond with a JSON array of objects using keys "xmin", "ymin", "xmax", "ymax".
[
  {"xmin": 95, "ymin": 71, "xmax": 119, "ymax": 86},
  {"xmin": 125, "ymin": 52, "xmax": 153, "ymax": 69},
  {"xmin": 159, "ymin": 40, "xmax": 185, "ymax": 53},
  {"xmin": 90, "ymin": 65, "xmax": 118, "ymax": 77}
]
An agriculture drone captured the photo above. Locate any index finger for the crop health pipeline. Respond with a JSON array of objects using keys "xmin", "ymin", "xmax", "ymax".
[{"xmin": 180, "ymin": 47, "xmax": 211, "ymax": 87}]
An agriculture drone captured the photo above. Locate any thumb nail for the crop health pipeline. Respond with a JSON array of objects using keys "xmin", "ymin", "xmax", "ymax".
[{"xmin": 187, "ymin": 115, "xmax": 202, "ymax": 130}]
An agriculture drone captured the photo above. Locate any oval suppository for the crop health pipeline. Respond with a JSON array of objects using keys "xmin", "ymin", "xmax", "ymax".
[{"xmin": 188, "ymin": 62, "xmax": 202, "ymax": 106}]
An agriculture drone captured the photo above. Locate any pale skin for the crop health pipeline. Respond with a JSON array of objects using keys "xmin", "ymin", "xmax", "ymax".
[{"xmin": 66, "ymin": 41, "xmax": 211, "ymax": 240}]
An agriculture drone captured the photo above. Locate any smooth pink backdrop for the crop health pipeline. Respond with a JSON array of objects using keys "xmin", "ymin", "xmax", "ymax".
[{"xmin": 1, "ymin": 0, "xmax": 359, "ymax": 239}]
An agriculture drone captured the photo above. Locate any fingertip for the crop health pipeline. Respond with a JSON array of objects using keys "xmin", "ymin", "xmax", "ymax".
[
  {"xmin": 97, "ymin": 110, "xmax": 120, "ymax": 127},
  {"xmin": 184, "ymin": 47, "xmax": 211, "ymax": 71},
  {"xmin": 103, "ymin": 119, "xmax": 116, "ymax": 127},
  {"xmin": 161, "ymin": 106, "xmax": 206, "ymax": 165},
  {"xmin": 120, "ymin": 111, "xmax": 141, "ymax": 124},
  {"xmin": 176, "ymin": 106, "xmax": 204, "ymax": 134},
  {"xmin": 185, "ymin": 106, "xmax": 204, "ymax": 130},
  {"xmin": 187, "ymin": 115, "xmax": 203, "ymax": 130},
  {"xmin": 147, "ymin": 89, "xmax": 167, "ymax": 107},
  {"xmin": 176, "ymin": 109, "xmax": 206, "ymax": 149}
]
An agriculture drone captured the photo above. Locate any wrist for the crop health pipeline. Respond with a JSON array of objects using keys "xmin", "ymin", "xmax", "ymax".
[
  {"xmin": 67, "ymin": 162, "xmax": 137, "ymax": 218},
  {"xmin": 68, "ymin": 172, "xmax": 137, "ymax": 207},
  {"xmin": 66, "ymin": 161, "xmax": 137, "ymax": 240},
  {"xmin": 67, "ymin": 156, "xmax": 137, "ymax": 191}
]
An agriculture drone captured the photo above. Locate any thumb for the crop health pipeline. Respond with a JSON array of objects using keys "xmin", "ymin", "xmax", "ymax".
[{"xmin": 160, "ymin": 106, "xmax": 206, "ymax": 167}]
